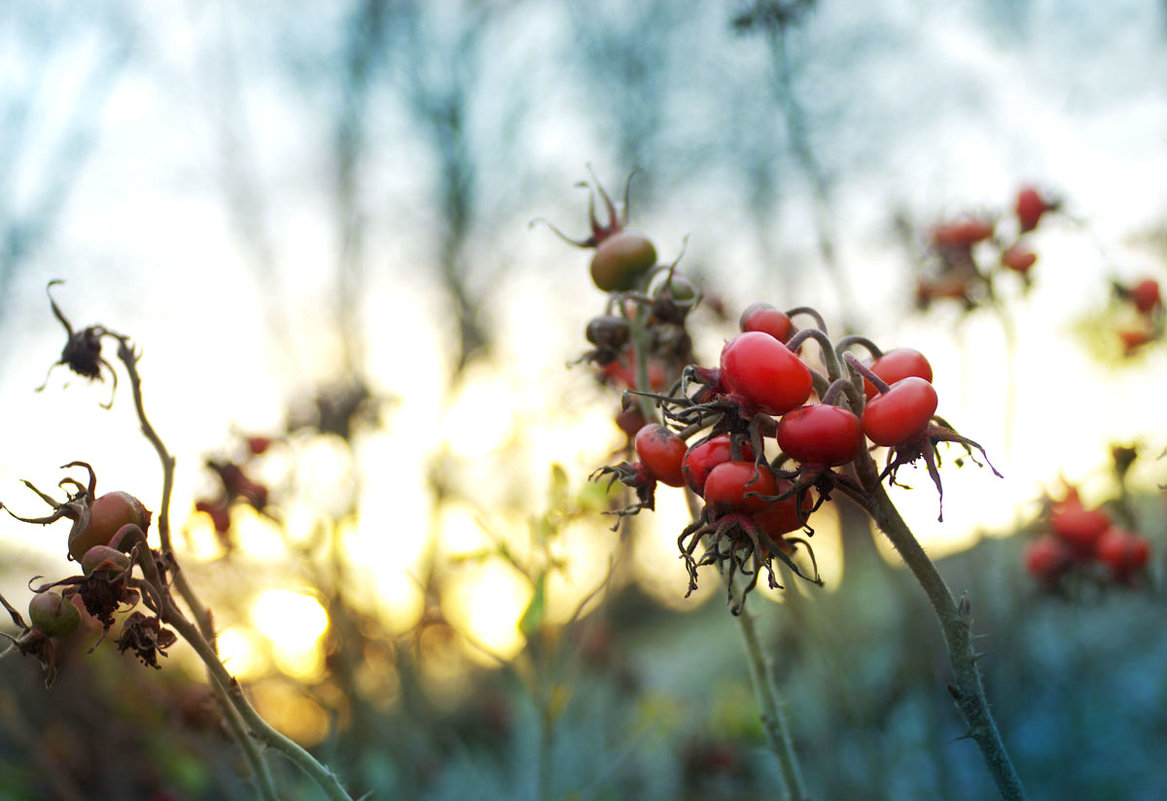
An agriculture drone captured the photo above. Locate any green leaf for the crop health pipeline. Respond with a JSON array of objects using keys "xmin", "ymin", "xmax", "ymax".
[
  {"xmin": 519, "ymin": 571, "xmax": 547, "ymax": 637},
  {"xmin": 548, "ymin": 463, "xmax": 570, "ymax": 510}
]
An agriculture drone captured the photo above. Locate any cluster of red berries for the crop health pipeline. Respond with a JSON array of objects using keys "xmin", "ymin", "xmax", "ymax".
[
  {"xmin": 1110, "ymin": 276, "xmax": 1163, "ymax": 356},
  {"xmin": 544, "ymin": 171, "xmax": 1001, "ymax": 613},
  {"xmin": 1024, "ymin": 484, "xmax": 1151, "ymax": 588},
  {"xmin": 599, "ymin": 305, "xmax": 998, "ymax": 611},
  {"xmin": 912, "ymin": 185, "xmax": 1058, "ymax": 310}
]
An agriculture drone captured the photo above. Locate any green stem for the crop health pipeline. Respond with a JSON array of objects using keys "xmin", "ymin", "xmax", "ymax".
[
  {"xmin": 684, "ymin": 488, "xmax": 808, "ymax": 800},
  {"xmin": 165, "ymin": 603, "xmax": 353, "ymax": 801},
  {"xmin": 536, "ymin": 675, "xmax": 554, "ymax": 801},
  {"xmin": 853, "ymin": 451, "xmax": 1026, "ymax": 801},
  {"xmin": 734, "ymin": 597, "xmax": 809, "ymax": 801},
  {"xmin": 628, "ymin": 302, "xmax": 658, "ymax": 423}
]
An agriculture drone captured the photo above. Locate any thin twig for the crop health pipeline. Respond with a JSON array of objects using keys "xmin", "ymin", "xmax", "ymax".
[{"xmin": 114, "ymin": 337, "xmax": 348, "ymax": 800}]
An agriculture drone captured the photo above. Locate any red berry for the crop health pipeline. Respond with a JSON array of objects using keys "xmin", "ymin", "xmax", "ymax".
[
  {"xmin": 1118, "ymin": 328, "xmax": 1154, "ymax": 355},
  {"xmin": 246, "ymin": 436, "xmax": 273, "ymax": 455},
  {"xmin": 861, "ymin": 377, "xmax": 939, "ymax": 447},
  {"xmin": 1050, "ymin": 502, "xmax": 1110, "ymax": 553},
  {"xmin": 703, "ymin": 461, "xmax": 779, "ymax": 515},
  {"xmin": 862, "ymin": 348, "xmax": 934, "ymax": 401},
  {"xmin": 1130, "ymin": 278, "xmax": 1161, "ymax": 314},
  {"xmin": 739, "ymin": 303, "xmax": 794, "ymax": 343},
  {"xmin": 682, "ymin": 435, "xmax": 755, "ymax": 496},
  {"xmin": 719, "ymin": 332, "xmax": 813, "ymax": 416},
  {"xmin": 750, "ymin": 481, "xmax": 812, "ymax": 538},
  {"xmin": 1000, "ymin": 246, "xmax": 1037, "ymax": 274},
  {"xmin": 1095, "ymin": 527, "xmax": 1150, "ymax": 574},
  {"xmin": 1025, "ymin": 535, "xmax": 1070, "ymax": 578},
  {"xmin": 1015, "ymin": 187, "xmax": 1050, "ymax": 232},
  {"xmin": 80, "ymin": 543, "xmax": 133, "ymax": 575},
  {"xmin": 69, "ymin": 491, "xmax": 151, "ymax": 562},
  {"xmin": 614, "ymin": 407, "xmax": 647, "ymax": 439},
  {"xmin": 930, "ymin": 219, "xmax": 994, "ymax": 248},
  {"xmin": 634, "ymin": 424, "xmax": 688, "ymax": 488},
  {"xmin": 599, "ymin": 345, "xmax": 667, "ymax": 391},
  {"xmin": 777, "ymin": 404, "xmax": 865, "ymax": 467}
]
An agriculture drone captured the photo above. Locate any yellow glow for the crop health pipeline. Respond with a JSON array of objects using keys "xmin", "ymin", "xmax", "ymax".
[
  {"xmin": 633, "ymin": 488, "xmax": 717, "ymax": 611},
  {"xmin": 444, "ymin": 560, "xmax": 530, "ymax": 663},
  {"xmin": 355, "ymin": 649, "xmax": 401, "ymax": 712},
  {"xmin": 248, "ymin": 679, "xmax": 331, "ymax": 746},
  {"xmin": 215, "ymin": 627, "xmax": 267, "ymax": 682},
  {"xmin": 181, "ymin": 510, "xmax": 229, "ymax": 561},
  {"xmin": 544, "ymin": 519, "xmax": 619, "ymax": 624},
  {"xmin": 441, "ymin": 367, "xmax": 517, "ymax": 459},
  {"xmin": 251, "ymin": 590, "xmax": 329, "ymax": 680},
  {"xmin": 371, "ymin": 570, "xmax": 426, "ymax": 635},
  {"xmin": 440, "ymin": 503, "xmax": 490, "ymax": 558},
  {"xmin": 231, "ymin": 507, "xmax": 291, "ymax": 560}
]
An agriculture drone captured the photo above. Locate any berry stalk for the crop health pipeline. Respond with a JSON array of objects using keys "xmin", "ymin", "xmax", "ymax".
[
  {"xmin": 685, "ymin": 486, "xmax": 808, "ymax": 801},
  {"xmin": 852, "ymin": 449, "xmax": 1026, "ymax": 801},
  {"xmin": 735, "ymin": 589, "xmax": 809, "ymax": 801}
]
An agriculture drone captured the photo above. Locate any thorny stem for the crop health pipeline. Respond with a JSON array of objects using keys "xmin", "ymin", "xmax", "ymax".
[
  {"xmin": 852, "ymin": 449, "xmax": 1026, "ymax": 801},
  {"xmin": 114, "ymin": 338, "xmax": 349, "ymax": 800},
  {"xmin": 682, "ymin": 489, "xmax": 808, "ymax": 800},
  {"xmin": 165, "ymin": 602, "xmax": 352, "ymax": 801}
]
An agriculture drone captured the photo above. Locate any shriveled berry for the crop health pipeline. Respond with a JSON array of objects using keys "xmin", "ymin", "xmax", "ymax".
[
  {"xmin": 585, "ymin": 315, "xmax": 631, "ymax": 351},
  {"xmin": 81, "ymin": 544, "xmax": 133, "ymax": 575}
]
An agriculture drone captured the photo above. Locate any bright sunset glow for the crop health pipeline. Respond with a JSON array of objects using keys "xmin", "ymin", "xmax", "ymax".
[
  {"xmin": 216, "ymin": 627, "xmax": 266, "ymax": 682},
  {"xmin": 250, "ymin": 589, "xmax": 330, "ymax": 680},
  {"xmin": 443, "ymin": 559, "xmax": 531, "ymax": 662}
]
